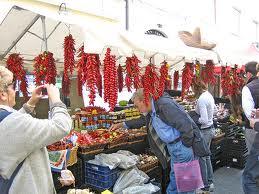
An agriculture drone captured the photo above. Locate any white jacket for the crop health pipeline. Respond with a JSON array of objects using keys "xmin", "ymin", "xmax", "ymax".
[{"xmin": 0, "ymin": 103, "xmax": 72, "ymax": 194}]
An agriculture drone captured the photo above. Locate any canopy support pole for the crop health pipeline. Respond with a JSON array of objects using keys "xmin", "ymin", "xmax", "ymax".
[
  {"xmin": 0, "ymin": 14, "xmax": 40, "ymax": 60},
  {"xmin": 41, "ymin": 16, "xmax": 48, "ymax": 51}
]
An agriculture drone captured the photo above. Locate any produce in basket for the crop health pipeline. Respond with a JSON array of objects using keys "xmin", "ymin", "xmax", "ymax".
[{"xmin": 67, "ymin": 188, "xmax": 95, "ymax": 194}]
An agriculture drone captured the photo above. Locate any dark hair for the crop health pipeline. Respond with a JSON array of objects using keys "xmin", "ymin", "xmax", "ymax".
[
  {"xmin": 191, "ymin": 77, "xmax": 208, "ymax": 97},
  {"xmin": 245, "ymin": 61, "xmax": 258, "ymax": 76}
]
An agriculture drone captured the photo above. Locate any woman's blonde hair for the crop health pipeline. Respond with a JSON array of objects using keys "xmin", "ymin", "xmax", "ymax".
[{"xmin": 0, "ymin": 66, "xmax": 13, "ymax": 91}]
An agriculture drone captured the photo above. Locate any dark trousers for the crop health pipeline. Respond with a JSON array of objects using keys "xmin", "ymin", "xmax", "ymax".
[{"xmin": 242, "ymin": 144, "xmax": 259, "ymax": 194}]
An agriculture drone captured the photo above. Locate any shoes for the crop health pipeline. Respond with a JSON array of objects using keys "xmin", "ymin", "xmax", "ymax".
[
  {"xmin": 196, "ymin": 189, "xmax": 210, "ymax": 194},
  {"xmin": 209, "ymin": 183, "xmax": 215, "ymax": 192}
]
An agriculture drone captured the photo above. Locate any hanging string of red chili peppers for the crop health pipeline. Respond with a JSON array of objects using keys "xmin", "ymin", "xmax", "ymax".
[
  {"xmin": 86, "ymin": 54, "xmax": 98, "ymax": 105},
  {"xmin": 173, "ymin": 71, "xmax": 179, "ymax": 90},
  {"xmin": 95, "ymin": 54, "xmax": 103, "ymax": 97},
  {"xmin": 201, "ymin": 60, "xmax": 216, "ymax": 85},
  {"xmin": 143, "ymin": 64, "xmax": 160, "ymax": 104},
  {"xmin": 103, "ymin": 48, "xmax": 118, "ymax": 111},
  {"xmin": 131, "ymin": 55, "xmax": 142, "ymax": 89},
  {"xmin": 158, "ymin": 61, "xmax": 170, "ymax": 97},
  {"xmin": 63, "ymin": 34, "xmax": 76, "ymax": 96},
  {"xmin": 33, "ymin": 51, "xmax": 57, "ymax": 86},
  {"xmin": 117, "ymin": 64, "xmax": 124, "ymax": 92},
  {"xmin": 6, "ymin": 53, "xmax": 28, "ymax": 99},
  {"xmin": 76, "ymin": 46, "xmax": 88, "ymax": 96},
  {"xmin": 221, "ymin": 65, "xmax": 245, "ymax": 96},
  {"xmin": 181, "ymin": 62, "xmax": 194, "ymax": 98},
  {"xmin": 125, "ymin": 55, "xmax": 141, "ymax": 91},
  {"xmin": 165, "ymin": 75, "xmax": 172, "ymax": 90}
]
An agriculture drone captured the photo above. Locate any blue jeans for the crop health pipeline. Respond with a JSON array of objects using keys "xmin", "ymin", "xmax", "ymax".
[
  {"xmin": 166, "ymin": 141, "xmax": 195, "ymax": 194},
  {"xmin": 199, "ymin": 129, "xmax": 214, "ymax": 188},
  {"xmin": 242, "ymin": 144, "xmax": 259, "ymax": 194}
]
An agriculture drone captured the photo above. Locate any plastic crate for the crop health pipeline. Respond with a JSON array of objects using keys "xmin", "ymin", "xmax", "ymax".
[
  {"xmin": 225, "ymin": 154, "xmax": 248, "ymax": 169},
  {"xmin": 84, "ymin": 161, "xmax": 119, "ymax": 190}
]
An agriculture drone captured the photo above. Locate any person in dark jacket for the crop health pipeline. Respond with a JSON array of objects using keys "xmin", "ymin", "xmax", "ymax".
[
  {"xmin": 111, "ymin": 88, "xmax": 209, "ymax": 194},
  {"xmin": 241, "ymin": 109, "xmax": 259, "ymax": 194}
]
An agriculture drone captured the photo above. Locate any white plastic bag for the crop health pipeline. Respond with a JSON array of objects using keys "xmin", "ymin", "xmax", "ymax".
[
  {"xmin": 113, "ymin": 168, "xmax": 149, "ymax": 194},
  {"xmin": 116, "ymin": 150, "xmax": 140, "ymax": 162},
  {"xmin": 122, "ymin": 183, "xmax": 160, "ymax": 194},
  {"xmin": 94, "ymin": 153, "xmax": 122, "ymax": 169},
  {"xmin": 112, "ymin": 153, "xmax": 137, "ymax": 169}
]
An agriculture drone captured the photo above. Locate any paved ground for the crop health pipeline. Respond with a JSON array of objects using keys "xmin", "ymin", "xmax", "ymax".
[{"xmin": 213, "ymin": 167, "xmax": 244, "ymax": 194}]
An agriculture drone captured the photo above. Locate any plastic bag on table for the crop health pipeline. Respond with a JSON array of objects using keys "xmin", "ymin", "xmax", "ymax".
[
  {"xmin": 122, "ymin": 183, "xmax": 160, "ymax": 194},
  {"xmin": 113, "ymin": 168, "xmax": 149, "ymax": 194},
  {"xmin": 94, "ymin": 153, "xmax": 122, "ymax": 170},
  {"xmin": 116, "ymin": 150, "xmax": 140, "ymax": 162},
  {"xmin": 112, "ymin": 153, "xmax": 137, "ymax": 169}
]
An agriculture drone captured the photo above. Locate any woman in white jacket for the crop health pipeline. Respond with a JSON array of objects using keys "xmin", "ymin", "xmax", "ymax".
[{"xmin": 0, "ymin": 66, "xmax": 72, "ymax": 194}]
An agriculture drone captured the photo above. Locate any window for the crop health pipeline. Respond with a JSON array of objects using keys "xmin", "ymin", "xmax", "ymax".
[
  {"xmin": 231, "ymin": 7, "xmax": 241, "ymax": 36},
  {"xmin": 145, "ymin": 29, "xmax": 168, "ymax": 38},
  {"xmin": 253, "ymin": 20, "xmax": 259, "ymax": 42}
]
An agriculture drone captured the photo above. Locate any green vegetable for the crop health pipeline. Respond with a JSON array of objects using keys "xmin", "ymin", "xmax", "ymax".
[{"xmin": 119, "ymin": 100, "xmax": 128, "ymax": 106}]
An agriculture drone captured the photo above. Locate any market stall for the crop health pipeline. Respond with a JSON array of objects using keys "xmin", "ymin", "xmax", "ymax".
[{"xmin": 0, "ymin": 2, "xmax": 254, "ymax": 194}]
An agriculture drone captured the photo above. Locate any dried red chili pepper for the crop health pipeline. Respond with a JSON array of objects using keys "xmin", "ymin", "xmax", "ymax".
[
  {"xmin": 131, "ymin": 55, "xmax": 141, "ymax": 89},
  {"xmin": 63, "ymin": 34, "xmax": 76, "ymax": 96},
  {"xmin": 125, "ymin": 55, "xmax": 141, "ymax": 91},
  {"xmin": 143, "ymin": 64, "xmax": 160, "ymax": 104},
  {"xmin": 103, "ymin": 48, "xmax": 118, "ymax": 111},
  {"xmin": 85, "ymin": 54, "xmax": 98, "ymax": 105},
  {"xmin": 158, "ymin": 61, "xmax": 169, "ymax": 97},
  {"xmin": 76, "ymin": 46, "xmax": 88, "ymax": 96},
  {"xmin": 125, "ymin": 57, "xmax": 132, "ymax": 92},
  {"xmin": 117, "ymin": 64, "xmax": 124, "ymax": 92},
  {"xmin": 33, "ymin": 51, "xmax": 57, "ymax": 86},
  {"xmin": 6, "ymin": 53, "xmax": 28, "ymax": 99},
  {"xmin": 95, "ymin": 54, "xmax": 103, "ymax": 97},
  {"xmin": 173, "ymin": 71, "xmax": 179, "ymax": 90},
  {"xmin": 181, "ymin": 63, "xmax": 194, "ymax": 98},
  {"xmin": 201, "ymin": 60, "xmax": 216, "ymax": 85}
]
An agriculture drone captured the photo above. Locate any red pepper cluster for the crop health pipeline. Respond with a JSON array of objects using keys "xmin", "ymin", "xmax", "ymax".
[
  {"xmin": 173, "ymin": 71, "xmax": 179, "ymax": 90},
  {"xmin": 201, "ymin": 60, "xmax": 216, "ymax": 85},
  {"xmin": 143, "ymin": 64, "xmax": 160, "ymax": 104},
  {"xmin": 76, "ymin": 46, "xmax": 88, "ymax": 96},
  {"xmin": 221, "ymin": 65, "xmax": 245, "ymax": 96},
  {"xmin": 158, "ymin": 61, "xmax": 169, "ymax": 96},
  {"xmin": 95, "ymin": 54, "xmax": 103, "ymax": 97},
  {"xmin": 103, "ymin": 48, "xmax": 118, "ymax": 111},
  {"xmin": 165, "ymin": 75, "xmax": 172, "ymax": 90},
  {"xmin": 117, "ymin": 64, "xmax": 124, "ymax": 92},
  {"xmin": 86, "ymin": 54, "xmax": 98, "ymax": 105},
  {"xmin": 63, "ymin": 34, "xmax": 76, "ymax": 96},
  {"xmin": 125, "ymin": 55, "xmax": 141, "ymax": 91},
  {"xmin": 6, "ymin": 53, "xmax": 28, "ymax": 99},
  {"xmin": 33, "ymin": 51, "xmax": 57, "ymax": 86},
  {"xmin": 181, "ymin": 63, "xmax": 194, "ymax": 98}
]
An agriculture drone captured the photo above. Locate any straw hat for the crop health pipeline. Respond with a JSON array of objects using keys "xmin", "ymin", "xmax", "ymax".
[{"xmin": 178, "ymin": 27, "xmax": 216, "ymax": 50}]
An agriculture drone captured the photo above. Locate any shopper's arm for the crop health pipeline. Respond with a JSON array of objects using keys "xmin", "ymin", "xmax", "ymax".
[
  {"xmin": 110, "ymin": 115, "xmax": 146, "ymax": 130},
  {"xmin": 124, "ymin": 115, "xmax": 146, "ymax": 129},
  {"xmin": 242, "ymin": 86, "xmax": 255, "ymax": 119}
]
